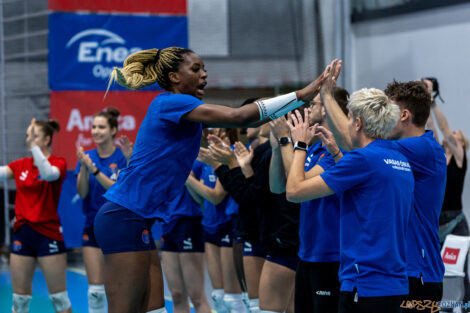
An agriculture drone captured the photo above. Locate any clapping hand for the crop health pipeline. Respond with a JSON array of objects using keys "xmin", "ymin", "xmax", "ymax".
[
  {"xmin": 118, "ymin": 135, "xmax": 134, "ymax": 161},
  {"xmin": 287, "ymin": 109, "xmax": 316, "ymax": 145}
]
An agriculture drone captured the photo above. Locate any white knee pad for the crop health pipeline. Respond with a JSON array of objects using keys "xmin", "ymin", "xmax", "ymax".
[
  {"xmin": 223, "ymin": 293, "xmax": 248, "ymax": 313},
  {"xmin": 49, "ymin": 290, "xmax": 71, "ymax": 312},
  {"xmin": 211, "ymin": 289, "xmax": 228, "ymax": 313},
  {"xmin": 12, "ymin": 293, "xmax": 32, "ymax": 313},
  {"xmin": 88, "ymin": 284, "xmax": 106, "ymax": 313}
]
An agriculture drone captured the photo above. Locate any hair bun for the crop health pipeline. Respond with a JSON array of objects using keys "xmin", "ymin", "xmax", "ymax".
[
  {"xmin": 47, "ymin": 119, "xmax": 60, "ymax": 133},
  {"xmin": 105, "ymin": 107, "xmax": 120, "ymax": 118}
]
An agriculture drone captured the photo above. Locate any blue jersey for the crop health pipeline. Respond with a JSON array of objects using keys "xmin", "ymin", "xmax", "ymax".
[
  {"xmin": 299, "ymin": 142, "xmax": 340, "ymax": 263},
  {"xmin": 74, "ymin": 148, "xmax": 127, "ymax": 227},
  {"xmin": 104, "ymin": 93, "xmax": 204, "ymax": 222},
  {"xmin": 162, "ymin": 160, "xmax": 204, "ymax": 234},
  {"xmin": 321, "ymin": 139, "xmax": 414, "ymax": 297},
  {"xmin": 201, "ymin": 164, "xmax": 233, "ymax": 234},
  {"xmin": 392, "ymin": 131, "xmax": 446, "ymax": 282}
]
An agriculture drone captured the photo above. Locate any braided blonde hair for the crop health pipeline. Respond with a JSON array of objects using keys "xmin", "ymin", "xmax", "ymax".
[{"xmin": 106, "ymin": 47, "xmax": 194, "ymax": 93}]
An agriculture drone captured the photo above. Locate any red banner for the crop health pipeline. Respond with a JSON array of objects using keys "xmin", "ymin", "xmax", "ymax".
[
  {"xmin": 48, "ymin": 0, "xmax": 187, "ymax": 15},
  {"xmin": 50, "ymin": 91, "xmax": 162, "ymax": 169}
]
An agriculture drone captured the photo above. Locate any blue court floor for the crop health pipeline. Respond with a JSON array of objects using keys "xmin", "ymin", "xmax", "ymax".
[{"xmin": 0, "ymin": 263, "xmax": 209, "ymax": 313}]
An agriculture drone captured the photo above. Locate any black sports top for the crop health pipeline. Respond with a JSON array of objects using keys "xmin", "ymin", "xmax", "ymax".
[{"xmin": 441, "ymin": 151, "xmax": 467, "ymax": 212}]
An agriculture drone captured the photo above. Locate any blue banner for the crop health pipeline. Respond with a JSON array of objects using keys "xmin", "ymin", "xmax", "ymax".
[{"xmin": 49, "ymin": 12, "xmax": 188, "ymax": 91}]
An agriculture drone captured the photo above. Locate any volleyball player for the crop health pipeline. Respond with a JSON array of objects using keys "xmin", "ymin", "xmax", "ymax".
[
  {"xmin": 0, "ymin": 119, "xmax": 71, "ymax": 313},
  {"xmin": 187, "ymin": 134, "xmax": 246, "ymax": 312},
  {"xmin": 205, "ymin": 126, "xmax": 300, "ymax": 313},
  {"xmin": 75, "ymin": 108, "xmax": 128, "ymax": 313},
  {"xmin": 159, "ymin": 159, "xmax": 211, "ymax": 313},
  {"xmin": 269, "ymin": 86, "xmax": 349, "ymax": 313},
  {"xmin": 94, "ymin": 47, "xmax": 333, "ymax": 313},
  {"xmin": 286, "ymin": 88, "xmax": 414, "ymax": 313}
]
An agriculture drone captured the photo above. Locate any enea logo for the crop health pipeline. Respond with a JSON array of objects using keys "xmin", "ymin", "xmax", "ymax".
[{"xmin": 66, "ymin": 29, "xmax": 142, "ymax": 80}]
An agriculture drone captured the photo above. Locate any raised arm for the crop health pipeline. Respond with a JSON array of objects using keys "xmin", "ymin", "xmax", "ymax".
[
  {"xmin": 26, "ymin": 119, "xmax": 60, "ymax": 182},
  {"xmin": 426, "ymin": 104, "xmax": 440, "ymax": 144},
  {"xmin": 320, "ymin": 61, "xmax": 352, "ymax": 151},
  {"xmin": 184, "ymin": 60, "xmax": 336, "ymax": 128},
  {"xmin": 432, "ymin": 102, "xmax": 464, "ymax": 165}
]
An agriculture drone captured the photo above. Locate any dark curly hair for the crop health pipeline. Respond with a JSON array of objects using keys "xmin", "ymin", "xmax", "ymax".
[{"xmin": 384, "ymin": 80, "xmax": 431, "ymax": 127}]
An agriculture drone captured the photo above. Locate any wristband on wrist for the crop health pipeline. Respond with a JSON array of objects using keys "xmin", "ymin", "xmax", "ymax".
[
  {"xmin": 92, "ymin": 168, "xmax": 100, "ymax": 176},
  {"xmin": 255, "ymin": 92, "xmax": 299, "ymax": 120},
  {"xmin": 332, "ymin": 149, "xmax": 341, "ymax": 158}
]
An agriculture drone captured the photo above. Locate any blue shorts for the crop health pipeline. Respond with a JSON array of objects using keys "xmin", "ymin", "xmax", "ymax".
[
  {"xmin": 82, "ymin": 225, "xmax": 99, "ymax": 248},
  {"xmin": 204, "ymin": 222, "xmax": 233, "ymax": 247},
  {"xmin": 266, "ymin": 255, "xmax": 299, "ymax": 271},
  {"xmin": 94, "ymin": 201, "xmax": 156, "ymax": 255},
  {"xmin": 243, "ymin": 241, "xmax": 265, "ymax": 258},
  {"xmin": 11, "ymin": 224, "xmax": 66, "ymax": 257},
  {"xmin": 161, "ymin": 216, "xmax": 204, "ymax": 253}
]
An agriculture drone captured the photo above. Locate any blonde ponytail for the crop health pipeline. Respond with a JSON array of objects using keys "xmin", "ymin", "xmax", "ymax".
[{"xmin": 106, "ymin": 47, "xmax": 194, "ymax": 96}]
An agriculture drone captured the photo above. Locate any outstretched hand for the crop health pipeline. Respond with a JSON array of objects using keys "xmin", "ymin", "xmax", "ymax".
[
  {"xmin": 320, "ymin": 59, "xmax": 342, "ymax": 98},
  {"xmin": 287, "ymin": 109, "xmax": 316, "ymax": 145},
  {"xmin": 297, "ymin": 59, "xmax": 341, "ymax": 102}
]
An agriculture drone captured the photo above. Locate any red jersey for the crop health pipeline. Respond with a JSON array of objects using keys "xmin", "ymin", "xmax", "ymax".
[{"xmin": 8, "ymin": 155, "xmax": 67, "ymax": 241}]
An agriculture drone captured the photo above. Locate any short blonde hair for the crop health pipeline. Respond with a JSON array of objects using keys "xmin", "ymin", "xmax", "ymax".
[
  {"xmin": 347, "ymin": 88, "xmax": 400, "ymax": 139},
  {"xmin": 107, "ymin": 47, "xmax": 194, "ymax": 92}
]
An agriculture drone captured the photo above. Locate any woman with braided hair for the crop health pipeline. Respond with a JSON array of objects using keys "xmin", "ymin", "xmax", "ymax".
[{"xmin": 95, "ymin": 46, "xmax": 336, "ymax": 313}]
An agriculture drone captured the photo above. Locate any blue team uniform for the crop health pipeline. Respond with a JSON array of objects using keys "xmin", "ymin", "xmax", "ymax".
[
  {"xmin": 74, "ymin": 148, "xmax": 127, "ymax": 247},
  {"xmin": 94, "ymin": 93, "xmax": 204, "ymax": 254},
  {"xmin": 201, "ymin": 164, "xmax": 237, "ymax": 247},
  {"xmin": 299, "ymin": 142, "xmax": 340, "ymax": 263},
  {"xmin": 321, "ymin": 139, "xmax": 414, "ymax": 297},
  {"xmin": 392, "ymin": 131, "xmax": 447, "ymax": 283},
  {"xmin": 160, "ymin": 160, "xmax": 205, "ymax": 253}
]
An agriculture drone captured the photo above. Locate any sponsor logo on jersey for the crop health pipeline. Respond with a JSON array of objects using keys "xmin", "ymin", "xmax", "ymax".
[
  {"xmin": 383, "ymin": 158, "xmax": 411, "ymax": 172},
  {"xmin": 13, "ymin": 240, "xmax": 22, "ymax": 251},
  {"xmin": 19, "ymin": 170, "xmax": 29, "ymax": 181},
  {"xmin": 183, "ymin": 237, "xmax": 193, "ymax": 250},
  {"xmin": 142, "ymin": 229, "xmax": 150, "ymax": 244},
  {"xmin": 316, "ymin": 290, "xmax": 331, "ymax": 296}
]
